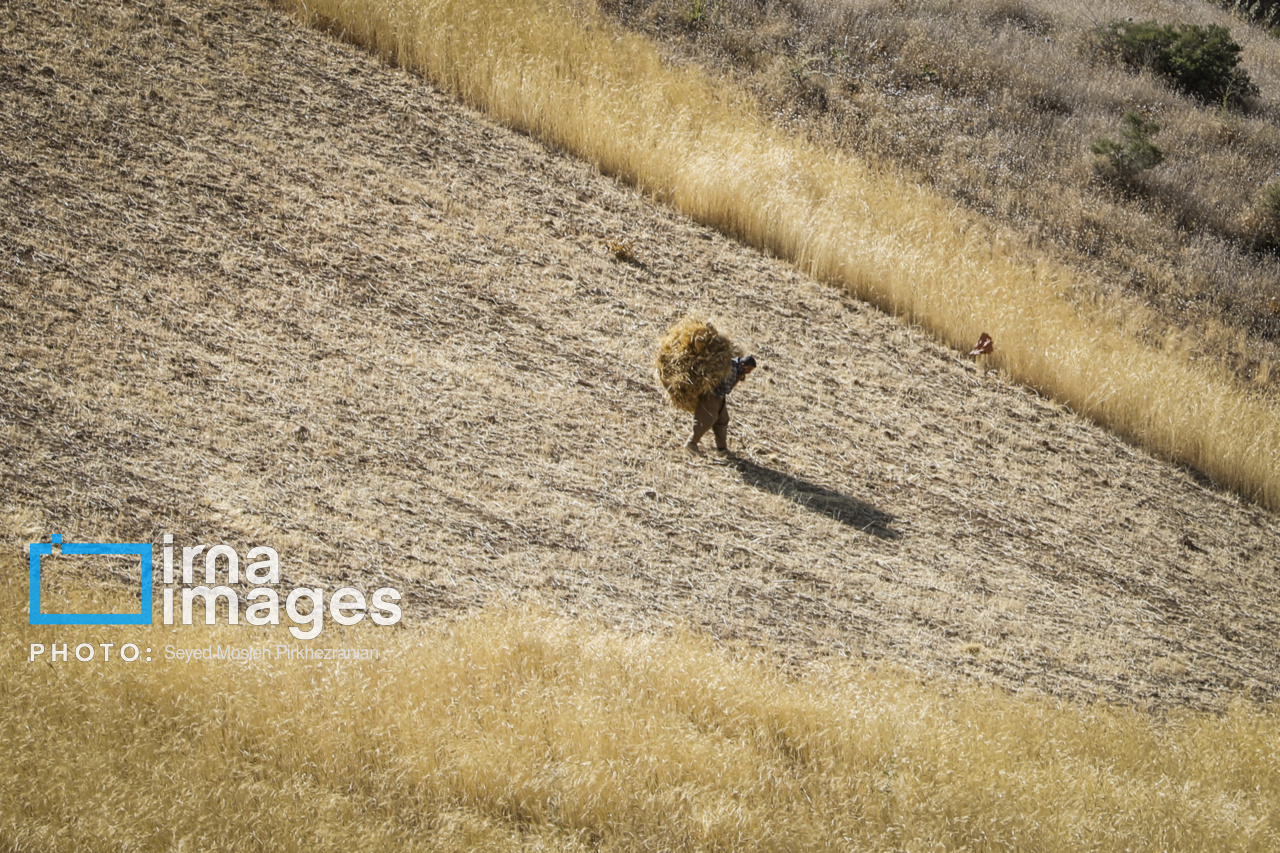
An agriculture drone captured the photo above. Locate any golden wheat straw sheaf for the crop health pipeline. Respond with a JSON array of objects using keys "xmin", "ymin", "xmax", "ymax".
[{"xmin": 653, "ymin": 317, "xmax": 741, "ymax": 413}]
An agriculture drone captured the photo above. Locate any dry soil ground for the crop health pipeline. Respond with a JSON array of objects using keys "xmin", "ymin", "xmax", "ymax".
[{"xmin": 3, "ymin": 0, "xmax": 1279, "ymax": 711}]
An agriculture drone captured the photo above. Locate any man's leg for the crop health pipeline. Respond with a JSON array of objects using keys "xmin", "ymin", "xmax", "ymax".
[
  {"xmin": 712, "ymin": 399, "xmax": 730, "ymax": 451},
  {"xmin": 688, "ymin": 393, "xmax": 721, "ymax": 451}
]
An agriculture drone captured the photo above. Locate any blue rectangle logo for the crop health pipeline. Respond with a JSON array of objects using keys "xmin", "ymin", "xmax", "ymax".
[{"xmin": 29, "ymin": 535, "xmax": 153, "ymax": 625}]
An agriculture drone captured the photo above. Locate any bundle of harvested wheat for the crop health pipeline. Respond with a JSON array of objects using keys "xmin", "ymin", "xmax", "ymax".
[{"xmin": 654, "ymin": 318, "xmax": 741, "ymax": 412}]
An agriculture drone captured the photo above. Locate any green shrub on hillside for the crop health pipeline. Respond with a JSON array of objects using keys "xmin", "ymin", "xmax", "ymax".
[
  {"xmin": 1099, "ymin": 20, "xmax": 1257, "ymax": 106},
  {"xmin": 1091, "ymin": 111, "xmax": 1164, "ymax": 183}
]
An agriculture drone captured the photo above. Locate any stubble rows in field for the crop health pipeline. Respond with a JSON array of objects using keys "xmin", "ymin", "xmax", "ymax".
[{"xmin": 1, "ymin": 0, "xmax": 1278, "ymax": 710}]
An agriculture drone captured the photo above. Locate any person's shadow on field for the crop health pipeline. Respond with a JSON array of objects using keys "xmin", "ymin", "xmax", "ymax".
[{"xmin": 732, "ymin": 457, "xmax": 901, "ymax": 540}]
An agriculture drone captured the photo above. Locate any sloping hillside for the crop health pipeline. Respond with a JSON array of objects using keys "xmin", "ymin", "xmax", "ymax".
[
  {"xmin": 2, "ymin": 0, "xmax": 1279, "ymax": 712},
  {"xmin": 599, "ymin": 0, "xmax": 1280, "ymax": 389}
]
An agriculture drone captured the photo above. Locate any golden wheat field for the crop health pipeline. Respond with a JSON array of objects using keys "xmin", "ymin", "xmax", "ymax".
[{"xmin": 3, "ymin": 0, "xmax": 1280, "ymax": 848}]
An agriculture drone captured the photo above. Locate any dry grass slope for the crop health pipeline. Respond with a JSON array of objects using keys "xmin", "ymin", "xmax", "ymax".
[
  {"xmin": 284, "ymin": 0, "xmax": 1280, "ymax": 510},
  {"xmin": 5, "ymin": 564, "xmax": 1280, "ymax": 852},
  {"xmin": 4, "ymin": 0, "xmax": 1280, "ymax": 709},
  {"xmin": 4, "ymin": 0, "xmax": 1280, "ymax": 848},
  {"xmin": 602, "ymin": 0, "xmax": 1280, "ymax": 386}
]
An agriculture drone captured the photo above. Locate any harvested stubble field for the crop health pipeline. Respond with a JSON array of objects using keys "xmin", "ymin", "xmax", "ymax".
[
  {"xmin": 3, "ymin": 0, "xmax": 1279, "ymax": 710},
  {"xmin": 6, "ymin": 0, "xmax": 1280, "ymax": 846}
]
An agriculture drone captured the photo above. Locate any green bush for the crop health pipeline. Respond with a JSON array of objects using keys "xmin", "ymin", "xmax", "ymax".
[
  {"xmin": 1099, "ymin": 20, "xmax": 1258, "ymax": 106},
  {"xmin": 1091, "ymin": 111, "xmax": 1164, "ymax": 183}
]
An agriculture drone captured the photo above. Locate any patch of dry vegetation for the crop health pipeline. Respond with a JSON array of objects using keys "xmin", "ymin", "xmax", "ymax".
[
  {"xmin": 602, "ymin": 0, "xmax": 1280, "ymax": 388},
  {"xmin": 6, "ymin": 0, "xmax": 1280, "ymax": 709},
  {"xmin": 6, "ymin": 0, "xmax": 1280, "ymax": 845},
  {"xmin": 283, "ymin": 0, "xmax": 1280, "ymax": 507},
  {"xmin": 5, "ymin": 562, "xmax": 1280, "ymax": 852}
]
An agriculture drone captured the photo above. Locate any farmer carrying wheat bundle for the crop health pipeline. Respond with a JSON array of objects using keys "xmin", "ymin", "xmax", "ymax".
[{"xmin": 654, "ymin": 318, "xmax": 757, "ymax": 454}]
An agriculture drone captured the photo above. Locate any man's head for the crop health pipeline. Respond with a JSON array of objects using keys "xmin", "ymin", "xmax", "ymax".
[{"xmin": 741, "ymin": 355, "xmax": 757, "ymax": 377}]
